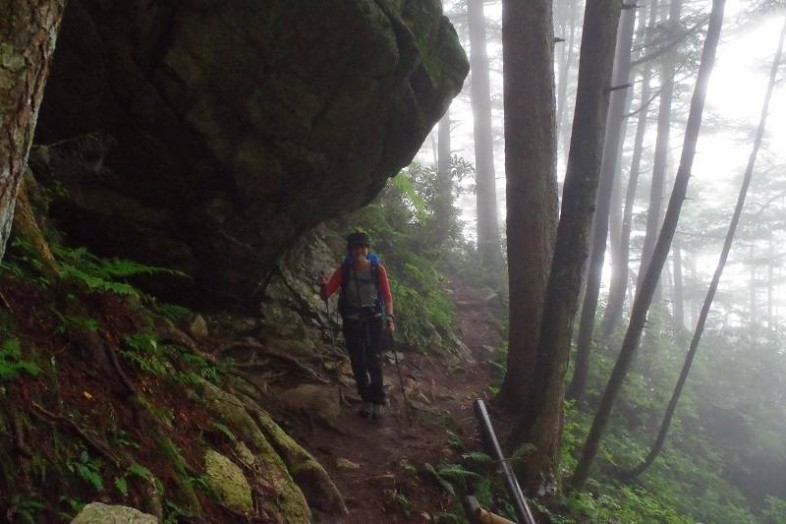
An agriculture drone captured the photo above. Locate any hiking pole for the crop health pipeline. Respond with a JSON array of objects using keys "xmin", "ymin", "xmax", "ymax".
[
  {"xmin": 320, "ymin": 271, "xmax": 339, "ymax": 354},
  {"xmin": 319, "ymin": 271, "xmax": 346, "ymax": 406},
  {"xmin": 390, "ymin": 332, "xmax": 412, "ymax": 427}
]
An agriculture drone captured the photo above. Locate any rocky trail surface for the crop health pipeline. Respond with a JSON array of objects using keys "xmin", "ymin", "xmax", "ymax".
[{"xmin": 288, "ymin": 277, "xmax": 506, "ymax": 523}]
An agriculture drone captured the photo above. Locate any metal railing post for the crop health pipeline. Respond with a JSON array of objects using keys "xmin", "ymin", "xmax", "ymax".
[{"xmin": 473, "ymin": 398, "xmax": 538, "ymax": 524}]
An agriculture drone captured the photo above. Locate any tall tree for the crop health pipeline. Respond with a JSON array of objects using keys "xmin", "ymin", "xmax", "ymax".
[
  {"xmin": 601, "ymin": 0, "xmax": 659, "ymax": 338},
  {"xmin": 672, "ymin": 237, "xmax": 686, "ymax": 334},
  {"xmin": 499, "ymin": 0, "xmax": 559, "ymax": 409},
  {"xmin": 637, "ymin": 0, "xmax": 684, "ymax": 298},
  {"xmin": 620, "ymin": 16, "xmax": 785, "ymax": 478},
  {"xmin": 468, "ymin": 0, "xmax": 502, "ymax": 270},
  {"xmin": 0, "ymin": 0, "xmax": 67, "ymax": 262},
  {"xmin": 749, "ymin": 245, "xmax": 759, "ymax": 326},
  {"xmin": 568, "ymin": 2, "xmax": 638, "ymax": 401},
  {"xmin": 433, "ymin": 111, "xmax": 454, "ymax": 247},
  {"xmin": 555, "ymin": 0, "xmax": 580, "ymax": 163},
  {"xmin": 507, "ymin": 0, "xmax": 622, "ymax": 493},
  {"xmin": 767, "ymin": 232, "xmax": 775, "ymax": 330},
  {"xmin": 571, "ymin": 0, "xmax": 726, "ymax": 490}
]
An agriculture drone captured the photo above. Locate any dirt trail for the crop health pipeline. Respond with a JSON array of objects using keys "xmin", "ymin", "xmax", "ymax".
[{"xmin": 297, "ymin": 277, "xmax": 505, "ymax": 523}]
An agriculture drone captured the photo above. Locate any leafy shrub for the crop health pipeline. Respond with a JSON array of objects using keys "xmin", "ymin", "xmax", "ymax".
[{"xmin": 339, "ymin": 159, "xmax": 490, "ymax": 353}]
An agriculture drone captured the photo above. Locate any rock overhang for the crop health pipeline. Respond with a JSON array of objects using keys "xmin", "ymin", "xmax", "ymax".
[{"xmin": 33, "ymin": 0, "xmax": 468, "ymax": 309}]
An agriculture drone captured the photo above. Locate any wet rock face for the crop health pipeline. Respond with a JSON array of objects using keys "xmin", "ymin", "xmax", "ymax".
[{"xmin": 34, "ymin": 0, "xmax": 468, "ymax": 309}]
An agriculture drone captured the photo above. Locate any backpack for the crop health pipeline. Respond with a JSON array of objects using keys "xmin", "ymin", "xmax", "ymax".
[{"xmin": 338, "ymin": 254, "xmax": 384, "ymax": 318}]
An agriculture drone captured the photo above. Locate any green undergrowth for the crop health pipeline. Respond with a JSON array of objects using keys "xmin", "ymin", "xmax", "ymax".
[
  {"xmin": 0, "ymin": 238, "xmax": 230, "ymax": 522},
  {"xmin": 553, "ymin": 310, "xmax": 786, "ymax": 523},
  {"xmin": 395, "ymin": 428, "xmax": 518, "ymax": 523},
  {"xmin": 337, "ymin": 160, "xmax": 506, "ymax": 354},
  {"xmin": 398, "ymin": 311, "xmax": 786, "ymax": 523}
]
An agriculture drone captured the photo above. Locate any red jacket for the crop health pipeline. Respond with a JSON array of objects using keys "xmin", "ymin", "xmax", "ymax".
[{"xmin": 321, "ymin": 261, "xmax": 393, "ymax": 309}]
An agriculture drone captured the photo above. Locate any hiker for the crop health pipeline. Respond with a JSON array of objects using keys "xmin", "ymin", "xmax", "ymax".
[{"xmin": 319, "ymin": 231, "xmax": 395, "ymax": 418}]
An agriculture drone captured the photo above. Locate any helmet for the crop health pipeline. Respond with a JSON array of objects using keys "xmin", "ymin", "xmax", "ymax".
[{"xmin": 346, "ymin": 231, "xmax": 370, "ymax": 249}]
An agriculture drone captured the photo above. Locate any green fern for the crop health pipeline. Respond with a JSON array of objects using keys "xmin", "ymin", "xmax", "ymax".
[
  {"xmin": 461, "ymin": 451, "xmax": 494, "ymax": 466},
  {"xmin": 0, "ymin": 237, "xmax": 51, "ymax": 287},
  {"xmin": 121, "ymin": 334, "xmax": 169, "ymax": 375},
  {"xmin": 54, "ymin": 245, "xmax": 187, "ymax": 297},
  {"xmin": 151, "ymin": 302, "xmax": 191, "ymax": 324},
  {"xmin": 0, "ymin": 339, "xmax": 41, "ymax": 381},
  {"xmin": 66, "ymin": 450, "xmax": 103, "ymax": 492},
  {"xmin": 424, "ymin": 463, "xmax": 456, "ymax": 496},
  {"xmin": 211, "ymin": 423, "xmax": 237, "ymax": 443},
  {"xmin": 50, "ymin": 309, "xmax": 100, "ymax": 334},
  {"xmin": 436, "ymin": 464, "xmax": 482, "ymax": 484}
]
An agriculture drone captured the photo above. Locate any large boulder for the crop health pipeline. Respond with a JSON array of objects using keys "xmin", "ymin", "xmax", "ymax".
[{"xmin": 33, "ymin": 0, "xmax": 468, "ymax": 309}]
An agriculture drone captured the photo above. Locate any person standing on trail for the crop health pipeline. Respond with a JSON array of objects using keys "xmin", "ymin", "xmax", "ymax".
[{"xmin": 318, "ymin": 231, "xmax": 395, "ymax": 419}]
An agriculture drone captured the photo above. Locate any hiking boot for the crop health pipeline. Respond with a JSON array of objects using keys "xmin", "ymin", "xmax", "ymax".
[
  {"xmin": 371, "ymin": 403, "xmax": 386, "ymax": 419},
  {"xmin": 359, "ymin": 401, "xmax": 373, "ymax": 418}
]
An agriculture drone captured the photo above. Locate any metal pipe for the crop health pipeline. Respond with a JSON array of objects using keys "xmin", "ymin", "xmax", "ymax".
[
  {"xmin": 463, "ymin": 494, "xmax": 519, "ymax": 524},
  {"xmin": 473, "ymin": 399, "xmax": 538, "ymax": 524}
]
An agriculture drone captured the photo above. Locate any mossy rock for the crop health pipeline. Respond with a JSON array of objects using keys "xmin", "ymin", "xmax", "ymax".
[
  {"xmin": 204, "ymin": 450, "xmax": 254, "ymax": 514},
  {"xmin": 70, "ymin": 502, "xmax": 157, "ymax": 524},
  {"xmin": 190, "ymin": 378, "xmax": 312, "ymax": 522}
]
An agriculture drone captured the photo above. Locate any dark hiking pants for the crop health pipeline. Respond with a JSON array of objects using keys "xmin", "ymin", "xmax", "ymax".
[{"xmin": 342, "ymin": 315, "xmax": 385, "ymax": 405}]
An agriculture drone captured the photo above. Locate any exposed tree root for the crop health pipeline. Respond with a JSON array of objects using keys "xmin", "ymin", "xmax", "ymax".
[
  {"xmin": 237, "ymin": 392, "xmax": 348, "ymax": 516},
  {"xmin": 231, "ymin": 369, "xmax": 273, "ymax": 401},
  {"xmin": 1, "ymin": 405, "xmax": 32, "ymax": 459},
  {"xmin": 157, "ymin": 325, "xmax": 218, "ymax": 365},
  {"xmin": 104, "ymin": 340, "xmax": 138, "ymax": 396},
  {"xmin": 189, "ymin": 376, "xmax": 313, "ymax": 522},
  {"xmin": 224, "ymin": 341, "xmax": 327, "ymax": 384},
  {"xmin": 0, "ymin": 290, "xmax": 12, "ymax": 312},
  {"xmin": 12, "ymin": 173, "xmax": 59, "ymax": 281},
  {"xmin": 30, "ymin": 401, "xmax": 121, "ymax": 468}
]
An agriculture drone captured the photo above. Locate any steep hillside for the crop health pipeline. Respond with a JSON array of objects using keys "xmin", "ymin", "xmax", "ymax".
[{"xmin": 0, "ymin": 223, "xmax": 507, "ymax": 522}]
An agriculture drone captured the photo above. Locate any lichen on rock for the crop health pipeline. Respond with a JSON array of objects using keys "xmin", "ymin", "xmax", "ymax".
[
  {"xmin": 69, "ymin": 502, "xmax": 158, "ymax": 524},
  {"xmin": 203, "ymin": 450, "xmax": 254, "ymax": 515}
]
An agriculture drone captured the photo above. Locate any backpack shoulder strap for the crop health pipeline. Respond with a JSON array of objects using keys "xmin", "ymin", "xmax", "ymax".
[
  {"xmin": 340, "ymin": 261, "xmax": 351, "ymax": 295},
  {"xmin": 370, "ymin": 260, "xmax": 380, "ymax": 289}
]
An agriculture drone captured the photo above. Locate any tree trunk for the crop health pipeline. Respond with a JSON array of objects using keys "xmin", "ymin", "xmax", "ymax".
[
  {"xmin": 672, "ymin": 238, "xmax": 686, "ymax": 335},
  {"xmin": 498, "ymin": 0, "xmax": 559, "ymax": 410},
  {"xmin": 601, "ymin": 0, "xmax": 659, "ymax": 338},
  {"xmin": 507, "ymin": 0, "xmax": 622, "ymax": 494},
  {"xmin": 434, "ymin": 111, "xmax": 453, "ymax": 247},
  {"xmin": 555, "ymin": 0, "xmax": 580, "ymax": 164},
  {"xmin": 468, "ymin": 0, "xmax": 501, "ymax": 270},
  {"xmin": 0, "ymin": 0, "xmax": 67, "ymax": 262},
  {"xmin": 767, "ymin": 233, "xmax": 774, "ymax": 330},
  {"xmin": 637, "ymin": 0, "xmax": 683, "ymax": 300},
  {"xmin": 619, "ymin": 15, "xmax": 784, "ymax": 478},
  {"xmin": 568, "ymin": 3, "xmax": 638, "ymax": 402},
  {"xmin": 571, "ymin": 0, "xmax": 726, "ymax": 491},
  {"xmin": 750, "ymin": 245, "xmax": 757, "ymax": 327},
  {"xmin": 12, "ymin": 173, "xmax": 59, "ymax": 279},
  {"xmin": 687, "ymin": 250, "xmax": 698, "ymax": 327}
]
